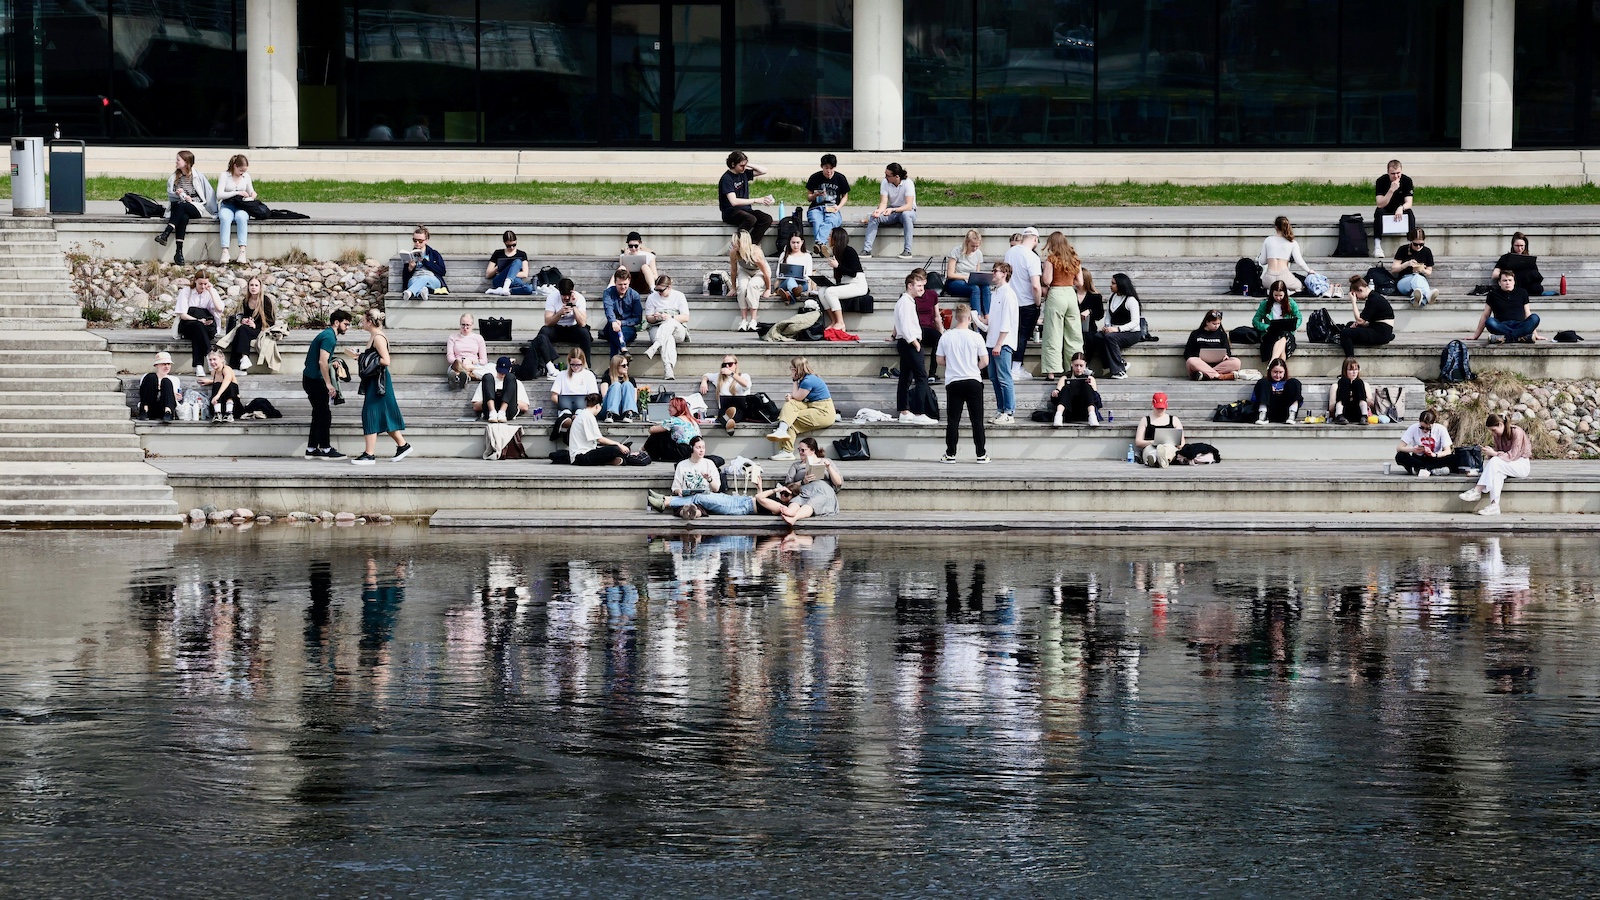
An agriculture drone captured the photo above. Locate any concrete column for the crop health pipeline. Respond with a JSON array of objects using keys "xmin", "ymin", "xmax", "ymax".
[
  {"xmin": 852, "ymin": 0, "xmax": 904, "ymax": 152},
  {"xmin": 247, "ymin": 0, "xmax": 300, "ymax": 148},
  {"xmin": 1460, "ymin": 0, "xmax": 1514, "ymax": 150}
]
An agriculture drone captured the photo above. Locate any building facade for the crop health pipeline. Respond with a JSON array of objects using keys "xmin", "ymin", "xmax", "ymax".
[{"xmin": 1, "ymin": 0, "xmax": 1593, "ymax": 151}]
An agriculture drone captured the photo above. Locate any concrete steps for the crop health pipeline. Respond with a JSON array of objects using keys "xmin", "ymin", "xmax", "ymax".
[
  {"xmin": 0, "ymin": 446, "xmax": 147, "ymax": 462},
  {"xmin": 0, "ymin": 432, "xmax": 141, "ymax": 449}
]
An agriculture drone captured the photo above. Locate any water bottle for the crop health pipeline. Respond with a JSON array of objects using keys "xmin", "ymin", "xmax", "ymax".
[
  {"xmin": 1561, "ymin": 274, "xmax": 1568, "ymax": 295},
  {"xmin": 1126, "ymin": 443, "xmax": 1137, "ymax": 464},
  {"xmin": 53, "ymin": 123, "xmax": 61, "ymax": 140},
  {"xmin": 778, "ymin": 200, "xmax": 786, "ymax": 220}
]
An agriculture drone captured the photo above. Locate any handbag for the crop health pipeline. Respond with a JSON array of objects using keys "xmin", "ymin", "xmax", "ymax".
[
  {"xmin": 224, "ymin": 197, "xmax": 271, "ymax": 219},
  {"xmin": 356, "ymin": 346, "xmax": 385, "ymax": 396},
  {"xmin": 922, "ymin": 258, "xmax": 945, "ymax": 293},
  {"xmin": 480, "ymin": 317, "xmax": 513, "ymax": 341},
  {"xmin": 832, "ymin": 430, "xmax": 871, "ymax": 461},
  {"xmin": 1139, "ymin": 317, "xmax": 1158, "ymax": 343}
]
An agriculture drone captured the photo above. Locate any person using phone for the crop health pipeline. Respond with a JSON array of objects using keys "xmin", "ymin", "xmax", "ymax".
[
  {"xmin": 1038, "ymin": 352, "xmax": 1102, "ymax": 426},
  {"xmin": 401, "ymin": 225, "xmax": 447, "ymax": 299},
  {"xmin": 173, "ymin": 271, "xmax": 224, "ymax": 376},
  {"xmin": 538, "ymin": 277, "xmax": 593, "ymax": 360},
  {"xmin": 805, "ymin": 153, "xmax": 850, "ymax": 248},
  {"xmin": 618, "ymin": 231, "xmax": 658, "ymax": 294}
]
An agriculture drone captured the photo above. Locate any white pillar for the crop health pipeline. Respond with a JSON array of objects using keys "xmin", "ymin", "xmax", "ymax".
[
  {"xmin": 247, "ymin": 0, "xmax": 300, "ymax": 148},
  {"xmin": 1460, "ymin": 0, "xmax": 1514, "ymax": 150},
  {"xmin": 852, "ymin": 0, "xmax": 904, "ymax": 152}
]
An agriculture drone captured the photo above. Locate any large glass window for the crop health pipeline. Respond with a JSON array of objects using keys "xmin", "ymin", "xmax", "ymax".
[
  {"xmin": 480, "ymin": 1, "xmax": 595, "ymax": 144},
  {"xmin": 13, "ymin": 0, "xmax": 113, "ymax": 138},
  {"xmin": 980, "ymin": 0, "xmax": 1093, "ymax": 145},
  {"xmin": 1339, "ymin": 0, "xmax": 1460, "ymax": 146},
  {"xmin": 1514, "ymin": 0, "xmax": 1583, "ymax": 146},
  {"xmin": 1218, "ymin": 0, "xmax": 1337, "ymax": 145},
  {"xmin": 350, "ymin": 0, "xmax": 477, "ymax": 143},
  {"xmin": 1097, "ymin": 0, "xmax": 1216, "ymax": 145},
  {"xmin": 734, "ymin": 0, "xmax": 850, "ymax": 144},
  {"xmin": 905, "ymin": 0, "xmax": 973, "ymax": 145},
  {"xmin": 113, "ymin": 0, "xmax": 243, "ymax": 143}
]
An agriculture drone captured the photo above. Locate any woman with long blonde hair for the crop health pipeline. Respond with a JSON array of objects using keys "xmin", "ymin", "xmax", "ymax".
[
  {"xmin": 728, "ymin": 230, "xmax": 773, "ymax": 332},
  {"xmin": 1039, "ymin": 230, "xmax": 1085, "ymax": 377}
]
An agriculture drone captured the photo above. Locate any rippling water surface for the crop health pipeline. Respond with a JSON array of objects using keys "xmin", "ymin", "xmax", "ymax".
[{"xmin": 2, "ymin": 527, "xmax": 1600, "ymax": 896}]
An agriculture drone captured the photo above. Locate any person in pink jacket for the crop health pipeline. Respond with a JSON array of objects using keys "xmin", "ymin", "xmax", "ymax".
[
  {"xmin": 445, "ymin": 314, "xmax": 489, "ymax": 390},
  {"xmin": 1459, "ymin": 413, "xmax": 1532, "ymax": 516}
]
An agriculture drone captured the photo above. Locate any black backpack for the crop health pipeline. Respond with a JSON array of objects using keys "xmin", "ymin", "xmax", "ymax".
[
  {"xmin": 1333, "ymin": 213, "xmax": 1369, "ymax": 258},
  {"xmin": 1229, "ymin": 325, "xmax": 1261, "ymax": 345},
  {"xmin": 910, "ymin": 382, "xmax": 940, "ymax": 421},
  {"xmin": 1364, "ymin": 265, "xmax": 1400, "ymax": 296},
  {"xmin": 120, "ymin": 192, "xmax": 165, "ymax": 218},
  {"xmin": 706, "ymin": 272, "xmax": 728, "ymax": 296},
  {"xmin": 773, "ymin": 208, "xmax": 804, "ymax": 257},
  {"xmin": 1306, "ymin": 308, "xmax": 1338, "ymax": 344},
  {"xmin": 1212, "ymin": 400, "xmax": 1257, "ymax": 423},
  {"xmin": 535, "ymin": 266, "xmax": 563, "ymax": 288},
  {"xmin": 1229, "ymin": 257, "xmax": 1264, "ymax": 296},
  {"xmin": 1439, "ymin": 339, "xmax": 1475, "ymax": 384}
]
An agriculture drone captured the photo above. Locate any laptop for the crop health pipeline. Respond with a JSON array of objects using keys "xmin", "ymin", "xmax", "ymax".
[
  {"xmin": 967, "ymin": 272, "xmax": 994, "ymax": 287},
  {"xmin": 811, "ymin": 273, "xmax": 836, "ymax": 288},
  {"xmin": 779, "ymin": 264, "xmax": 808, "ymax": 280},
  {"xmin": 1155, "ymin": 428, "xmax": 1183, "ymax": 448}
]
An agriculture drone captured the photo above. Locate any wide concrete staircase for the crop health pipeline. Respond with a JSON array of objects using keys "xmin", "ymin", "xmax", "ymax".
[{"xmin": 0, "ymin": 218, "xmax": 181, "ymax": 526}]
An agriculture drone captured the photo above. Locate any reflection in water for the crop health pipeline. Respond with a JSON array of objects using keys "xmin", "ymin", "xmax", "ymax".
[{"xmin": 2, "ymin": 529, "xmax": 1600, "ymax": 894}]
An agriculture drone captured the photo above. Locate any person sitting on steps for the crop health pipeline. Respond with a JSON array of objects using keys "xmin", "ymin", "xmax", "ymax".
[
  {"xmin": 1085, "ymin": 273, "xmax": 1143, "ymax": 379},
  {"xmin": 1458, "ymin": 413, "xmax": 1532, "ymax": 516},
  {"xmin": 647, "ymin": 436, "xmax": 727, "ymax": 514},
  {"xmin": 601, "ymin": 267, "xmax": 645, "ymax": 358},
  {"xmin": 1135, "ymin": 392, "xmax": 1185, "ymax": 468},
  {"xmin": 765, "ymin": 356, "xmax": 837, "ymax": 462},
  {"xmin": 1471, "ymin": 270, "xmax": 1542, "ymax": 344},
  {"xmin": 1184, "ymin": 309, "xmax": 1240, "ymax": 381},
  {"xmin": 400, "ymin": 225, "xmax": 447, "ymax": 299},
  {"xmin": 805, "ymin": 154, "xmax": 851, "ymax": 249},
  {"xmin": 1373, "ymin": 158, "xmax": 1415, "ymax": 258},
  {"xmin": 1258, "ymin": 215, "xmax": 1316, "ymax": 295},
  {"xmin": 718, "ymin": 151, "xmax": 774, "ymax": 244},
  {"xmin": 1392, "ymin": 227, "xmax": 1440, "ymax": 307},
  {"xmin": 700, "ymin": 354, "xmax": 753, "ymax": 436},
  {"xmin": 1394, "ymin": 408, "xmax": 1463, "ymax": 477},
  {"xmin": 1251, "ymin": 357, "xmax": 1304, "ymax": 424},
  {"xmin": 568, "ymin": 393, "xmax": 629, "ymax": 466},
  {"xmin": 756, "ymin": 437, "xmax": 844, "ymax": 525},
  {"xmin": 775, "ymin": 232, "xmax": 814, "ymax": 305},
  {"xmin": 599, "ymin": 354, "xmax": 639, "ymax": 422},
  {"xmin": 484, "ymin": 230, "xmax": 533, "ymax": 296},
  {"xmin": 862, "ymin": 162, "xmax": 917, "ymax": 259},
  {"xmin": 1328, "ymin": 357, "xmax": 1373, "ymax": 425},
  {"xmin": 1480, "ymin": 231, "xmax": 1547, "ymax": 295},
  {"xmin": 643, "ymin": 274, "xmax": 691, "ymax": 380},
  {"xmin": 729, "ymin": 230, "xmax": 774, "ymax": 333},
  {"xmin": 155, "ymin": 150, "xmax": 216, "ymax": 266},
  {"xmin": 215, "ymin": 154, "xmax": 256, "ymax": 264},
  {"xmin": 1034, "ymin": 352, "xmax": 1102, "ymax": 426},
  {"xmin": 551, "ymin": 347, "xmax": 599, "ymax": 414},
  {"xmin": 199, "ymin": 350, "xmax": 239, "ymax": 422},
  {"xmin": 173, "ymin": 271, "xmax": 224, "ymax": 377},
  {"xmin": 1339, "ymin": 275, "xmax": 1396, "ymax": 358},
  {"xmin": 136, "ymin": 352, "xmax": 181, "ymax": 422},
  {"xmin": 446, "ymin": 314, "xmax": 489, "ymax": 390},
  {"xmin": 538, "ymin": 277, "xmax": 593, "ymax": 359},
  {"xmin": 1251, "ymin": 280, "xmax": 1301, "ymax": 363},
  {"xmin": 644, "ymin": 397, "xmax": 703, "ymax": 463},
  {"xmin": 618, "ymin": 231, "xmax": 658, "ymax": 294},
  {"xmin": 473, "ymin": 356, "xmax": 528, "ymax": 423},
  {"xmin": 816, "ymin": 228, "xmax": 867, "ymax": 333}
]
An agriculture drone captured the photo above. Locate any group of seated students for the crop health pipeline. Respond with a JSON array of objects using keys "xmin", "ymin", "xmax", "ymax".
[{"xmin": 646, "ymin": 435, "xmax": 844, "ymax": 526}]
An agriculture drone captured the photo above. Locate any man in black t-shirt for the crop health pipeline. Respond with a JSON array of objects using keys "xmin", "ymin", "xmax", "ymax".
[
  {"xmin": 804, "ymin": 153, "xmax": 850, "ymax": 249},
  {"xmin": 718, "ymin": 150, "xmax": 775, "ymax": 244},
  {"xmin": 1471, "ymin": 271, "xmax": 1541, "ymax": 343},
  {"xmin": 1373, "ymin": 158, "xmax": 1415, "ymax": 256},
  {"xmin": 1390, "ymin": 227, "xmax": 1439, "ymax": 307}
]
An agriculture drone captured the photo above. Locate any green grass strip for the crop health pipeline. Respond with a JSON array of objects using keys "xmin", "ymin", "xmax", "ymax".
[{"xmin": 8, "ymin": 176, "xmax": 1600, "ymax": 207}]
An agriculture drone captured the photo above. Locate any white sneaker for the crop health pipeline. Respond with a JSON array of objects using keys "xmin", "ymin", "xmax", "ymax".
[
  {"xmin": 990, "ymin": 413, "xmax": 1015, "ymax": 425},
  {"xmin": 1087, "ymin": 408, "xmax": 1100, "ymax": 426},
  {"xmin": 401, "ymin": 289, "xmax": 415, "ymax": 300},
  {"xmin": 663, "ymin": 368, "xmax": 675, "ymax": 380},
  {"xmin": 767, "ymin": 421, "xmax": 790, "ymax": 440},
  {"xmin": 1052, "ymin": 409, "xmax": 1064, "ymax": 427},
  {"xmin": 645, "ymin": 343, "xmax": 659, "ymax": 359},
  {"xmin": 1373, "ymin": 241, "xmax": 1384, "ymax": 258},
  {"xmin": 1428, "ymin": 289, "xmax": 1441, "ymax": 305},
  {"xmin": 899, "ymin": 412, "xmax": 918, "ymax": 423},
  {"xmin": 769, "ymin": 450, "xmax": 797, "ymax": 462},
  {"xmin": 236, "ymin": 249, "xmax": 247, "ymax": 264},
  {"xmin": 486, "ymin": 286, "xmax": 510, "ymax": 296},
  {"xmin": 219, "ymin": 249, "xmax": 230, "ymax": 264},
  {"xmin": 1416, "ymin": 469, "xmax": 1431, "ymax": 478},
  {"xmin": 545, "ymin": 362, "xmax": 560, "ymax": 378},
  {"xmin": 196, "ymin": 365, "xmax": 206, "ymax": 378},
  {"xmin": 1478, "ymin": 502, "xmax": 1501, "ymax": 516},
  {"xmin": 911, "ymin": 413, "xmax": 938, "ymax": 425},
  {"xmin": 238, "ymin": 355, "xmax": 251, "ymax": 371},
  {"xmin": 1459, "ymin": 487, "xmax": 1483, "ymax": 502},
  {"xmin": 1011, "ymin": 364, "xmax": 1033, "ymax": 380}
]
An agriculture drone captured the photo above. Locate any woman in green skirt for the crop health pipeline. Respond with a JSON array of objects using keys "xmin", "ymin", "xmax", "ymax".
[{"xmin": 352, "ymin": 308, "xmax": 414, "ymax": 464}]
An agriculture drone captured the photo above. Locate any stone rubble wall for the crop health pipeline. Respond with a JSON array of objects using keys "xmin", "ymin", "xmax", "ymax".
[{"xmin": 1429, "ymin": 379, "xmax": 1600, "ymax": 459}]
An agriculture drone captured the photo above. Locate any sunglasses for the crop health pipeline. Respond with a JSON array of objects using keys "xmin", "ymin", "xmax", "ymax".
[
  {"xmin": 1411, "ymin": 241, "xmax": 1425, "ymax": 246},
  {"xmin": 413, "ymin": 238, "xmax": 426, "ymax": 243},
  {"xmin": 505, "ymin": 242, "xmax": 517, "ymax": 247},
  {"xmin": 628, "ymin": 244, "xmax": 640, "ymax": 250}
]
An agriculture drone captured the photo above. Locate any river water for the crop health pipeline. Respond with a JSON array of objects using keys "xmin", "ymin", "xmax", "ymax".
[{"xmin": 1, "ymin": 527, "xmax": 1598, "ymax": 896}]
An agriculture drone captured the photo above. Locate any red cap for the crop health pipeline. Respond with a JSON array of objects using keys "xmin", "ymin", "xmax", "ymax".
[{"xmin": 1152, "ymin": 392, "xmax": 1168, "ymax": 409}]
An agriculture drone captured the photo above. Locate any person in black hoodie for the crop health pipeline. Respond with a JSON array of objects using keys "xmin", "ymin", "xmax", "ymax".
[
  {"xmin": 1183, "ymin": 309, "xmax": 1240, "ymax": 380},
  {"xmin": 1471, "ymin": 270, "xmax": 1542, "ymax": 344}
]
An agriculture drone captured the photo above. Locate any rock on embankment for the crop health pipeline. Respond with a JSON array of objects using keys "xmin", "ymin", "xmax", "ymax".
[
  {"xmin": 1428, "ymin": 377, "xmax": 1600, "ymax": 459},
  {"xmin": 68, "ymin": 255, "xmax": 387, "ymax": 328}
]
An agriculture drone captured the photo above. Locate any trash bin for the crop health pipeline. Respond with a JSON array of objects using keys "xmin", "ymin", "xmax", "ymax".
[
  {"xmin": 10, "ymin": 137, "xmax": 46, "ymax": 216},
  {"xmin": 48, "ymin": 140, "xmax": 86, "ymax": 215}
]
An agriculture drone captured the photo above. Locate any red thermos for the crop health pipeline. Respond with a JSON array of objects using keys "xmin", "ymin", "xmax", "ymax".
[{"xmin": 1561, "ymin": 275, "xmax": 1568, "ymax": 295}]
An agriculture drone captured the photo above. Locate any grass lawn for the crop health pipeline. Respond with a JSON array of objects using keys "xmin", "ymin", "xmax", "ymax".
[{"xmin": 7, "ymin": 177, "xmax": 1600, "ymax": 207}]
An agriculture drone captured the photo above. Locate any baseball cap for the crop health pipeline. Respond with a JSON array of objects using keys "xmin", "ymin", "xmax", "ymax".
[
  {"xmin": 495, "ymin": 355, "xmax": 514, "ymax": 373},
  {"xmin": 1152, "ymin": 392, "xmax": 1168, "ymax": 409},
  {"xmin": 1020, "ymin": 226, "xmax": 1040, "ymax": 237},
  {"xmin": 153, "ymin": 351, "xmax": 173, "ymax": 366}
]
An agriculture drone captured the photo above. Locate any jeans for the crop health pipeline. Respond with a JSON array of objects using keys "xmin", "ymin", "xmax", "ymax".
[
  {"xmin": 988, "ymin": 346, "xmax": 1014, "ymax": 414},
  {"xmin": 806, "ymin": 206, "xmax": 842, "ymax": 245},
  {"xmin": 601, "ymin": 381, "xmax": 638, "ymax": 417},
  {"xmin": 406, "ymin": 270, "xmax": 442, "ymax": 295},
  {"xmin": 945, "ymin": 277, "xmax": 991, "ymax": 315},
  {"xmin": 864, "ymin": 209, "xmax": 917, "ymax": 255},
  {"xmin": 218, "ymin": 205, "xmax": 248, "ymax": 249},
  {"xmin": 491, "ymin": 260, "xmax": 533, "ymax": 294},
  {"xmin": 1486, "ymin": 314, "xmax": 1540, "ymax": 341},
  {"xmin": 669, "ymin": 493, "xmax": 756, "ymax": 516},
  {"xmin": 945, "ymin": 378, "xmax": 986, "ymax": 457},
  {"xmin": 606, "ymin": 322, "xmax": 639, "ymax": 357},
  {"xmin": 303, "ymin": 376, "xmax": 332, "ymax": 449},
  {"xmin": 1397, "ymin": 273, "xmax": 1432, "ymax": 302}
]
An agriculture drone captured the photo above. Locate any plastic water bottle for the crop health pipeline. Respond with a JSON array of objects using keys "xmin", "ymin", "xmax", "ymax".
[{"xmin": 1126, "ymin": 443, "xmax": 1137, "ymax": 464}]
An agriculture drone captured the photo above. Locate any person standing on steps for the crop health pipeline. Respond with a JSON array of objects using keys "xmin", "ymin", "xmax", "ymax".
[
  {"xmin": 1039, "ymin": 231, "xmax": 1085, "ymax": 379},
  {"xmin": 155, "ymin": 150, "xmax": 216, "ymax": 266},
  {"xmin": 985, "ymin": 261, "xmax": 1020, "ymax": 425},
  {"xmin": 862, "ymin": 162, "xmax": 917, "ymax": 259},
  {"xmin": 937, "ymin": 304, "xmax": 989, "ymax": 463},
  {"xmin": 400, "ymin": 226, "xmax": 447, "ymax": 299},
  {"xmin": 805, "ymin": 154, "xmax": 850, "ymax": 248},
  {"xmin": 352, "ymin": 308, "xmax": 413, "ymax": 465},
  {"xmin": 891, "ymin": 269, "xmax": 938, "ymax": 425},
  {"xmin": 718, "ymin": 151, "xmax": 775, "ymax": 244},
  {"xmin": 1002, "ymin": 227, "xmax": 1043, "ymax": 380},
  {"xmin": 302, "ymin": 310, "xmax": 352, "ymax": 461},
  {"xmin": 215, "ymin": 154, "xmax": 256, "ymax": 264}
]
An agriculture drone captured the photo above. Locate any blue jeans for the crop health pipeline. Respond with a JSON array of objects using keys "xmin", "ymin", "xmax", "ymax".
[
  {"xmin": 988, "ymin": 346, "xmax": 1014, "ymax": 414},
  {"xmin": 806, "ymin": 207, "xmax": 842, "ymax": 245},
  {"xmin": 777, "ymin": 276, "xmax": 809, "ymax": 293},
  {"xmin": 218, "ymin": 205, "xmax": 248, "ymax": 248},
  {"xmin": 669, "ymin": 493, "xmax": 756, "ymax": 515},
  {"xmin": 864, "ymin": 209, "xmax": 917, "ymax": 255},
  {"xmin": 601, "ymin": 382, "xmax": 638, "ymax": 416},
  {"xmin": 491, "ymin": 261, "xmax": 534, "ymax": 294},
  {"xmin": 406, "ymin": 270, "xmax": 442, "ymax": 295},
  {"xmin": 1486, "ymin": 313, "xmax": 1540, "ymax": 340},
  {"xmin": 946, "ymin": 277, "xmax": 991, "ymax": 315},
  {"xmin": 606, "ymin": 323, "xmax": 639, "ymax": 357},
  {"xmin": 1398, "ymin": 273, "xmax": 1432, "ymax": 303}
]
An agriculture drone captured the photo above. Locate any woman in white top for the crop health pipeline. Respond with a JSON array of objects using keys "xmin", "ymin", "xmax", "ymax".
[
  {"xmin": 699, "ymin": 353, "xmax": 752, "ymax": 435},
  {"xmin": 215, "ymin": 154, "xmax": 257, "ymax": 264},
  {"xmin": 1257, "ymin": 215, "xmax": 1315, "ymax": 294},
  {"xmin": 642, "ymin": 273, "xmax": 691, "ymax": 379},
  {"xmin": 775, "ymin": 232, "xmax": 814, "ymax": 304},
  {"xmin": 943, "ymin": 229, "xmax": 989, "ymax": 318},
  {"xmin": 173, "ymin": 271, "xmax": 224, "ymax": 375},
  {"xmin": 728, "ymin": 230, "xmax": 773, "ymax": 332},
  {"xmin": 549, "ymin": 347, "xmax": 600, "ymax": 413}
]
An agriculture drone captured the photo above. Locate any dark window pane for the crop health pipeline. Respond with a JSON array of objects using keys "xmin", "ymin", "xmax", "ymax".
[
  {"xmin": 904, "ymin": 0, "xmax": 973, "ymax": 147},
  {"xmin": 298, "ymin": 0, "xmax": 350, "ymax": 142},
  {"xmin": 979, "ymin": 0, "xmax": 1093, "ymax": 145},
  {"xmin": 1219, "ymin": 0, "xmax": 1336, "ymax": 145},
  {"xmin": 114, "ymin": 0, "xmax": 243, "ymax": 143},
  {"xmin": 1340, "ymin": 0, "xmax": 1460, "ymax": 146},
  {"xmin": 734, "ymin": 0, "xmax": 850, "ymax": 145},
  {"xmin": 1097, "ymin": 0, "xmax": 1217, "ymax": 145},
  {"xmin": 1514, "ymin": 0, "xmax": 1578, "ymax": 146},
  {"xmin": 352, "ymin": 0, "xmax": 478, "ymax": 143},
  {"xmin": 480, "ymin": 1, "xmax": 594, "ymax": 144},
  {"xmin": 26, "ymin": 0, "xmax": 113, "ymax": 138}
]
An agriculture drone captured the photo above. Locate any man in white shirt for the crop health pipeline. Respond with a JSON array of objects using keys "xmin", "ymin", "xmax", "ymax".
[
  {"xmin": 937, "ymin": 304, "xmax": 990, "ymax": 463},
  {"xmin": 1003, "ymin": 227, "xmax": 1043, "ymax": 381},
  {"xmin": 985, "ymin": 262, "xmax": 1020, "ymax": 424},
  {"xmin": 862, "ymin": 163, "xmax": 917, "ymax": 259},
  {"xmin": 569, "ymin": 392, "xmax": 628, "ymax": 466},
  {"xmin": 537, "ymin": 277, "xmax": 593, "ymax": 359},
  {"xmin": 891, "ymin": 270, "xmax": 938, "ymax": 424}
]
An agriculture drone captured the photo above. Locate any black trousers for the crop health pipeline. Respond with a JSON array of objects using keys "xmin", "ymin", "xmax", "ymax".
[
  {"xmin": 1251, "ymin": 380, "xmax": 1304, "ymax": 422},
  {"xmin": 1338, "ymin": 322, "xmax": 1394, "ymax": 358},
  {"xmin": 210, "ymin": 381, "xmax": 240, "ymax": 408},
  {"xmin": 720, "ymin": 394, "xmax": 757, "ymax": 423},
  {"xmin": 895, "ymin": 338, "xmax": 931, "ymax": 412},
  {"xmin": 921, "ymin": 325, "xmax": 943, "ymax": 377},
  {"xmin": 1015, "ymin": 303, "xmax": 1041, "ymax": 370},
  {"xmin": 478, "ymin": 374, "xmax": 522, "ymax": 419},
  {"xmin": 1374, "ymin": 208, "xmax": 1416, "ymax": 244},
  {"xmin": 177, "ymin": 318, "xmax": 214, "ymax": 366},
  {"xmin": 945, "ymin": 378, "xmax": 986, "ymax": 456},
  {"xmin": 138, "ymin": 373, "xmax": 177, "ymax": 415},
  {"xmin": 303, "ymin": 376, "xmax": 332, "ymax": 449},
  {"xmin": 169, "ymin": 201, "xmax": 202, "ymax": 241},
  {"xmin": 723, "ymin": 208, "xmax": 773, "ymax": 245},
  {"xmin": 1087, "ymin": 329, "xmax": 1143, "ymax": 375},
  {"xmin": 1052, "ymin": 381, "xmax": 1102, "ymax": 420},
  {"xmin": 1395, "ymin": 449, "xmax": 1465, "ymax": 474},
  {"xmin": 538, "ymin": 324, "xmax": 592, "ymax": 360},
  {"xmin": 574, "ymin": 445, "xmax": 625, "ymax": 466},
  {"xmin": 644, "ymin": 431, "xmax": 690, "ymax": 462},
  {"xmin": 1259, "ymin": 321, "xmax": 1298, "ymax": 362},
  {"xmin": 227, "ymin": 317, "xmax": 260, "ymax": 368}
]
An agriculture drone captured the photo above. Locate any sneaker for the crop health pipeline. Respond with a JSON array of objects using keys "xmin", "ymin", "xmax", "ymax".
[
  {"xmin": 911, "ymin": 413, "xmax": 938, "ymax": 425},
  {"xmin": 305, "ymin": 447, "xmax": 321, "ymax": 459},
  {"xmin": 942, "ymin": 453, "xmax": 958, "ymax": 463},
  {"xmin": 401, "ymin": 289, "xmax": 415, "ymax": 300},
  {"xmin": 647, "ymin": 493, "xmax": 666, "ymax": 512},
  {"xmin": 975, "ymin": 454, "xmax": 991, "ymax": 464},
  {"xmin": 239, "ymin": 355, "xmax": 251, "ymax": 371},
  {"xmin": 1333, "ymin": 415, "xmax": 1348, "ymax": 426},
  {"xmin": 899, "ymin": 412, "xmax": 918, "ymax": 423},
  {"xmin": 219, "ymin": 249, "xmax": 230, "ymax": 264},
  {"xmin": 1427, "ymin": 289, "xmax": 1441, "ymax": 305},
  {"xmin": 880, "ymin": 366, "xmax": 893, "ymax": 379},
  {"xmin": 1411, "ymin": 289, "xmax": 1425, "ymax": 307},
  {"xmin": 393, "ymin": 443, "xmax": 414, "ymax": 461},
  {"xmin": 1459, "ymin": 487, "xmax": 1484, "ymax": 502},
  {"xmin": 769, "ymin": 450, "xmax": 797, "ymax": 462},
  {"xmin": 236, "ymin": 249, "xmax": 247, "ymax": 264},
  {"xmin": 898, "ymin": 250, "xmax": 914, "ymax": 260},
  {"xmin": 990, "ymin": 413, "xmax": 1015, "ymax": 425},
  {"xmin": 137, "ymin": 410, "xmax": 148, "ymax": 421},
  {"xmin": 622, "ymin": 410, "xmax": 637, "ymax": 422},
  {"xmin": 766, "ymin": 421, "xmax": 790, "ymax": 442},
  {"xmin": 1373, "ymin": 241, "xmax": 1385, "ymax": 258},
  {"xmin": 433, "ymin": 286, "xmax": 450, "ymax": 295},
  {"xmin": 1465, "ymin": 467, "xmax": 1481, "ymax": 477},
  {"xmin": 1217, "ymin": 373, "xmax": 1237, "ymax": 380},
  {"xmin": 1487, "ymin": 335, "xmax": 1506, "ymax": 344},
  {"xmin": 1478, "ymin": 502, "xmax": 1501, "ymax": 516},
  {"xmin": 545, "ymin": 362, "xmax": 560, "ymax": 378},
  {"xmin": 1255, "ymin": 414, "xmax": 1268, "ymax": 426},
  {"xmin": 486, "ymin": 286, "xmax": 511, "ymax": 296},
  {"xmin": 1156, "ymin": 451, "xmax": 1171, "ymax": 469},
  {"xmin": 1110, "ymin": 371, "xmax": 1128, "ymax": 380},
  {"xmin": 1430, "ymin": 467, "xmax": 1451, "ymax": 477},
  {"xmin": 861, "ymin": 249, "xmax": 873, "ymax": 258},
  {"xmin": 351, "ymin": 453, "xmax": 376, "ymax": 465},
  {"xmin": 1416, "ymin": 468, "xmax": 1430, "ymax": 478},
  {"xmin": 323, "ymin": 449, "xmax": 347, "ymax": 461}
]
